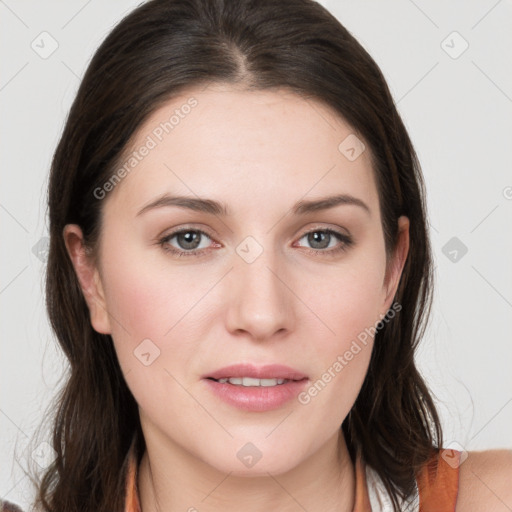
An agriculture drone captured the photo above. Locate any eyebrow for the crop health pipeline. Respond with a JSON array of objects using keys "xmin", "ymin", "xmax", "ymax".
[{"xmin": 136, "ymin": 193, "xmax": 371, "ymax": 217}]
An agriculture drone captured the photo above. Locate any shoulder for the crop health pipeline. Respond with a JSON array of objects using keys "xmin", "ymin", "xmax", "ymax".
[
  {"xmin": 0, "ymin": 498, "xmax": 25, "ymax": 512},
  {"xmin": 456, "ymin": 449, "xmax": 512, "ymax": 512}
]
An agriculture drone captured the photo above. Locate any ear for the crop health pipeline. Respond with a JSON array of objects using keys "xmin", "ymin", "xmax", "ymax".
[
  {"xmin": 63, "ymin": 224, "xmax": 112, "ymax": 334},
  {"xmin": 381, "ymin": 216, "xmax": 410, "ymax": 313}
]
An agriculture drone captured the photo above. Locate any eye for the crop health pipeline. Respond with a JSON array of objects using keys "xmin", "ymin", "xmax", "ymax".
[
  {"xmin": 158, "ymin": 226, "xmax": 353, "ymax": 258},
  {"xmin": 294, "ymin": 228, "xmax": 353, "ymax": 256},
  {"xmin": 159, "ymin": 228, "xmax": 215, "ymax": 257}
]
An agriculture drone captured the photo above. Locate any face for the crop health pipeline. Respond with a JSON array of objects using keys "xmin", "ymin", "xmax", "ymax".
[{"xmin": 65, "ymin": 83, "xmax": 408, "ymax": 476}]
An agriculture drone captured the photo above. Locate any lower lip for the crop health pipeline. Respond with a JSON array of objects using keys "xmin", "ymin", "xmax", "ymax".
[{"xmin": 203, "ymin": 378, "xmax": 309, "ymax": 412}]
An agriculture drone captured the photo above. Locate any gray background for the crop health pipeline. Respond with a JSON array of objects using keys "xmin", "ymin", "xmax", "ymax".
[{"xmin": 1, "ymin": 0, "xmax": 511, "ymax": 508}]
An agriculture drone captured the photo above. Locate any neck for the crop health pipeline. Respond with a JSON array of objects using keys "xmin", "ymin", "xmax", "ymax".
[{"xmin": 137, "ymin": 428, "xmax": 355, "ymax": 512}]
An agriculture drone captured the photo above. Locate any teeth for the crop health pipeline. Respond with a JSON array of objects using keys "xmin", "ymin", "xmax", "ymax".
[{"xmin": 216, "ymin": 377, "xmax": 288, "ymax": 386}]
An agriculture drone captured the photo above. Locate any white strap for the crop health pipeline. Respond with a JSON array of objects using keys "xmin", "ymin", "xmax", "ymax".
[{"xmin": 365, "ymin": 464, "xmax": 420, "ymax": 511}]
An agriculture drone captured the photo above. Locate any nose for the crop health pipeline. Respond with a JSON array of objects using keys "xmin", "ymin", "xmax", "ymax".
[{"xmin": 225, "ymin": 246, "xmax": 295, "ymax": 341}]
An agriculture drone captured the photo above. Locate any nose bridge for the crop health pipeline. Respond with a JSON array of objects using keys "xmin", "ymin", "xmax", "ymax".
[{"xmin": 226, "ymin": 235, "xmax": 294, "ymax": 339}]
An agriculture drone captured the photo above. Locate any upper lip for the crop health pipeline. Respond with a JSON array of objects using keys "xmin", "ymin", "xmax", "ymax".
[{"xmin": 204, "ymin": 363, "xmax": 308, "ymax": 381}]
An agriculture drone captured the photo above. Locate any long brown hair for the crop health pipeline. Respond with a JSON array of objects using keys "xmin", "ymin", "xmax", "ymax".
[{"xmin": 27, "ymin": 0, "xmax": 442, "ymax": 510}]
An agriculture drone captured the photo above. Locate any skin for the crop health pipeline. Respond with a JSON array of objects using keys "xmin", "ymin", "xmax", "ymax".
[
  {"xmin": 65, "ymin": 82, "xmax": 417, "ymax": 511},
  {"xmin": 456, "ymin": 450, "xmax": 512, "ymax": 511}
]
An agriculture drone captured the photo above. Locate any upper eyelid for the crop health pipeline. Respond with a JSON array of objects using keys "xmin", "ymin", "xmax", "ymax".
[{"xmin": 163, "ymin": 224, "xmax": 349, "ymax": 237}]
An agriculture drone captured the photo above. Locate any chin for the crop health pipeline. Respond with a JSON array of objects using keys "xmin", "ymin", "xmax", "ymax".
[{"xmin": 201, "ymin": 443, "xmax": 304, "ymax": 477}]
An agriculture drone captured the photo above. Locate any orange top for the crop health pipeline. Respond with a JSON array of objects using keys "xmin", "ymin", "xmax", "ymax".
[
  {"xmin": 124, "ymin": 439, "xmax": 460, "ymax": 512},
  {"xmin": 416, "ymin": 449, "xmax": 461, "ymax": 512}
]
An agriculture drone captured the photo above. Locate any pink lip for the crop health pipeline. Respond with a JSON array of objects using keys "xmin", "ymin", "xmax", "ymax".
[
  {"xmin": 204, "ymin": 363, "xmax": 308, "ymax": 381},
  {"xmin": 203, "ymin": 379, "xmax": 308, "ymax": 412},
  {"xmin": 202, "ymin": 363, "xmax": 309, "ymax": 412}
]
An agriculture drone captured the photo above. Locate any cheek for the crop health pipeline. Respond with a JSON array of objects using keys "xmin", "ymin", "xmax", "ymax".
[
  {"xmin": 97, "ymin": 238, "xmax": 208, "ymax": 381},
  {"xmin": 297, "ymin": 252, "xmax": 387, "ymax": 412},
  {"xmin": 309, "ymin": 255, "xmax": 387, "ymax": 351},
  {"xmin": 100, "ymin": 238, "xmax": 202, "ymax": 338},
  {"xmin": 100, "ymin": 253, "xmax": 205, "ymax": 422}
]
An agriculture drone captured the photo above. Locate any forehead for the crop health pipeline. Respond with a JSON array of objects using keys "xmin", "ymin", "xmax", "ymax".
[{"xmin": 103, "ymin": 84, "xmax": 378, "ymax": 219}]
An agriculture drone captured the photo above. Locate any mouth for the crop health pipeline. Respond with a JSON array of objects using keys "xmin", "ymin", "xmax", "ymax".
[{"xmin": 202, "ymin": 363, "xmax": 309, "ymax": 412}]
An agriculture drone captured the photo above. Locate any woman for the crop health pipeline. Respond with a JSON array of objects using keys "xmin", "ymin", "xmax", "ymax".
[{"xmin": 3, "ymin": 0, "xmax": 511, "ymax": 511}]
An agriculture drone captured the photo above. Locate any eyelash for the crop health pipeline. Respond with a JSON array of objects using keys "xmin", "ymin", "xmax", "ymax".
[{"xmin": 158, "ymin": 226, "xmax": 354, "ymax": 258}]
